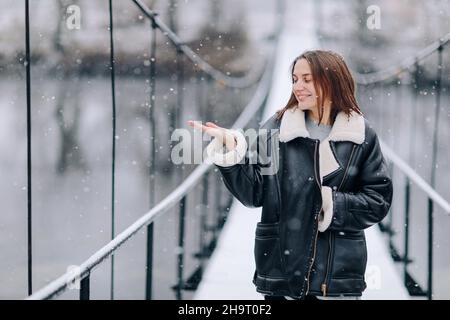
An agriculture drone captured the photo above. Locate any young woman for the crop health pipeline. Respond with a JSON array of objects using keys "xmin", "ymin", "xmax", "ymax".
[{"xmin": 188, "ymin": 50, "xmax": 393, "ymax": 300}]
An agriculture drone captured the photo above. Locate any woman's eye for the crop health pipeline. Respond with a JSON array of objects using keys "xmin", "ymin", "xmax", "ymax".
[{"xmin": 292, "ymin": 78, "xmax": 311, "ymax": 84}]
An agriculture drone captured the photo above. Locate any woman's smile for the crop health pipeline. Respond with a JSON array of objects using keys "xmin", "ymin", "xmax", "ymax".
[{"xmin": 296, "ymin": 93, "xmax": 312, "ymax": 101}]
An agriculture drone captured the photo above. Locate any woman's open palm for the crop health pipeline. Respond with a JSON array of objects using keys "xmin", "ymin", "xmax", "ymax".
[{"xmin": 187, "ymin": 120, "xmax": 236, "ymax": 151}]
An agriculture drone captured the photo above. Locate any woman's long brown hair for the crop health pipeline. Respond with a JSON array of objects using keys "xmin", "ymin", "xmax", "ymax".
[{"xmin": 275, "ymin": 50, "xmax": 363, "ymax": 124}]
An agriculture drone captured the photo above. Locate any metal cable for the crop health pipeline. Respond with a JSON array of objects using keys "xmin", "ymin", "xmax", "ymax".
[
  {"xmin": 131, "ymin": 0, "xmax": 266, "ymax": 89},
  {"xmin": 108, "ymin": 0, "xmax": 117, "ymax": 301},
  {"xmin": 25, "ymin": 0, "xmax": 33, "ymax": 296}
]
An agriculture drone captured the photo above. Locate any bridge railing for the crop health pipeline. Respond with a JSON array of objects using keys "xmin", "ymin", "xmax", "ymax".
[{"xmin": 24, "ymin": 0, "xmax": 284, "ymax": 300}]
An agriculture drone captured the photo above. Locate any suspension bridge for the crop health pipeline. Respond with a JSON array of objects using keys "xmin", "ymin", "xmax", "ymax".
[{"xmin": 8, "ymin": 0, "xmax": 450, "ymax": 300}]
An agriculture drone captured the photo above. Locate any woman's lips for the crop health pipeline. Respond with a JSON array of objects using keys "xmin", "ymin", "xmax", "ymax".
[{"xmin": 297, "ymin": 94, "xmax": 311, "ymax": 101}]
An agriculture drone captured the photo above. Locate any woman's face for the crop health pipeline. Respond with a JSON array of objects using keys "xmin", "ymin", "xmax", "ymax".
[{"xmin": 292, "ymin": 58, "xmax": 318, "ymax": 111}]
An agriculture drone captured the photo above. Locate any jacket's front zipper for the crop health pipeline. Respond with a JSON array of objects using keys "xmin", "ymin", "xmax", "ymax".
[
  {"xmin": 321, "ymin": 233, "xmax": 333, "ymax": 296},
  {"xmin": 320, "ymin": 144, "xmax": 357, "ymax": 296},
  {"xmin": 305, "ymin": 140, "xmax": 322, "ymax": 297}
]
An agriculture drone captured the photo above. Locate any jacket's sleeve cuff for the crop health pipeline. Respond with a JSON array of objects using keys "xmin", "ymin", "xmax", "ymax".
[
  {"xmin": 318, "ymin": 186, "xmax": 333, "ymax": 232},
  {"xmin": 205, "ymin": 129, "xmax": 248, "ymax": 167}
]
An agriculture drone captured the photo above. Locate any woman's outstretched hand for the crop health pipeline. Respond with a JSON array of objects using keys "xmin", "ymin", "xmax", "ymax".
[{"xmin": 187, "ymin": 120, "xmax": 237, "ymax": 151}]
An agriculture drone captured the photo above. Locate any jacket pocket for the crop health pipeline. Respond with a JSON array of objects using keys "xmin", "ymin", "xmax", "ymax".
[
  {"xmin": 254, "ymin": 222, "xmax": 285, "ymax": 278},
  {"xmin": 331, "ymin": 233, "xmax": 367, "ymax": 279}
]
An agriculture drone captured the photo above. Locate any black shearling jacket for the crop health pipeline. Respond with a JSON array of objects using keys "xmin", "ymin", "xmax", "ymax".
[{"xmin": 206, "ymin": 108, "xmax": 393, "ymax": 299}]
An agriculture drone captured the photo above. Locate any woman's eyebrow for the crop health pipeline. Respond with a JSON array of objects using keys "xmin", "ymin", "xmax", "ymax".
[{"xmin": 292, "ymin": 73, "xmax": 311, "ymax": 77}]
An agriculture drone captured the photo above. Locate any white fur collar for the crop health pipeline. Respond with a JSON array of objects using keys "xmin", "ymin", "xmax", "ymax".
[{"xmin": 279, "ymin": 107, "xmax": 365, "ymax": 144}]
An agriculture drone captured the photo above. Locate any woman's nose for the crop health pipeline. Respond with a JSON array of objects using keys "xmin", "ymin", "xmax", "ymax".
[{"xmin": 293, "ymin": 81, "xmax": 306, "ymax": 91}]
